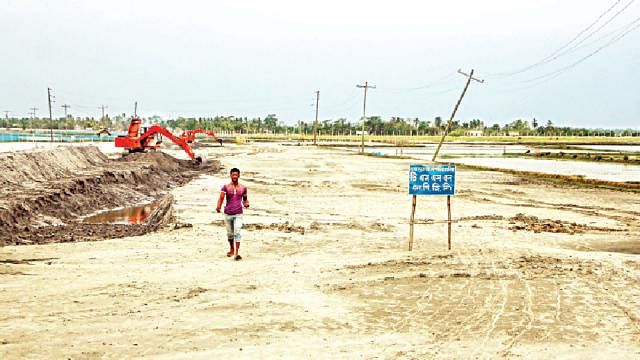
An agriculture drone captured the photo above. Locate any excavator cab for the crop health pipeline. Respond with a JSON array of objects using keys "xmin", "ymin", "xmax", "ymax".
[{"xmin": 127, "ymin": 117, "xmax": 143, "ymax": 138}]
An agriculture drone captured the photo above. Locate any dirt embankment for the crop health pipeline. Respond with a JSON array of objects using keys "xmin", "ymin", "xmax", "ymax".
[{"xmin": 0, "ymin": 146, "xmax": 219, "ymax": 246}]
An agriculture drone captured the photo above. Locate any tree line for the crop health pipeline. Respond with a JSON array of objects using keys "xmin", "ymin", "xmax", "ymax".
[{"xmin": 1, "ymin": 114, "xmax": 637, "ymax": 137}]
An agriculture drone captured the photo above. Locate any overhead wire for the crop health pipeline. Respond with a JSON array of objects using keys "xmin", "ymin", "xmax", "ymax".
[
  {"xmin": 377, "ymin": 71, "xmax": 458, "ymax": 93},
  {"xmin": 541, "ymin": 0, "xmax": 624, "ymax": 60},
  {"xmin": 493, "ymin": 16, "xmax": 639, "ymax": 93},
  {"xmin": 491, "ymin": 0, "xmax": 634, "ymax": 78},
  {"xmin": 522, "ymin": 14, "xmax": 640, "ymax": 83}
]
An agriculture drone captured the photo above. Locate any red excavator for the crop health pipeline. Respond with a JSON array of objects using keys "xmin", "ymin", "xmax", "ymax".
[{"xmin": 115, "ymin": 117, "xmax": 220, "ymax": 163}]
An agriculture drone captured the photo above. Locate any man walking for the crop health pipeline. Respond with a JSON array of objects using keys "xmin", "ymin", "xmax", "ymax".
[{"xmin": 216, "ymin": 168, "xmax": 249, "ymax": 260}]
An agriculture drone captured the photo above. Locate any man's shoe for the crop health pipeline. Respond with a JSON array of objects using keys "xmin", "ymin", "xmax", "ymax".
[
  {"xmin": 234, "ymin": 254, "xmax": 242, "ymax": 261},
  {"xmin": 226, "ymin": 250, "xmax": 234, "ymax": 257}
]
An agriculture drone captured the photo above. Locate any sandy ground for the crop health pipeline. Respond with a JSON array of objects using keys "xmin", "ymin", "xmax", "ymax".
[{"xmin": 1, "ymin": 142, "xmax": 639, "ymax": 359}]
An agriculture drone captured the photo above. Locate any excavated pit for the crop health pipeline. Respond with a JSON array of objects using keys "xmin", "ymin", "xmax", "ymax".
[{"xmin": 0, "ymin": 146, "xmax": 220, "ymax": 246}]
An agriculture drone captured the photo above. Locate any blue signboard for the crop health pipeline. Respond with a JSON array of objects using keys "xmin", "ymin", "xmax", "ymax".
[{"xmin": 409, "ymin": 164, "xmax": 456, "ymax": 195}]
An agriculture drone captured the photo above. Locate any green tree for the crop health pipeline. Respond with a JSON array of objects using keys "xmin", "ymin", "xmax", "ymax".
[{"xmin": 264, "ymin": 114, "xmax": 278, "ymax": 133}]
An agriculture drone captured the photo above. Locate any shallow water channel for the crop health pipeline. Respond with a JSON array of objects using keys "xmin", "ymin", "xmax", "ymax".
[
  {"xmin": 345, "ymin": 144, "xmax": 640, "ymax": 183},
  {"xmin": 446, "ymin": 157, "xmax": 640, "ymax": 182},
  {"xmin": 82, "ymin": 201, "xmax": 159, "ymax": 224}
]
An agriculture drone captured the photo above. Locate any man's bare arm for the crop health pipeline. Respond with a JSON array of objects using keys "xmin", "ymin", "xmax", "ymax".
[{"xmin": 216, "ymin": 192, "xmax": 225, "ymax": 212}]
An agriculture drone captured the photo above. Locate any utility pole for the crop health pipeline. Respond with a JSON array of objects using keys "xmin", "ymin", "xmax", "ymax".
[
  {"xmin": 134, "ymin": 101, "xmax": 138, "ymax": 117},
  {"xmin": 356, "ymin": 81, "xmax": 375, "ymax": 153},
  {"xmin": 99, "ymin": 105, "xmax": 108, "ymax": 129},
  {"xmin": 48, "ymin": 87, "xmax": 55, "ymax": 141},
  {"xmin": 2, "ymin": 110, "xmax": 9, "ymax": 129},
  {"xmin": 432, "ymin": 69, "xmax": 483, "ymax": 162},
  {"xmin": 61, "ymin": 104, "xmax": 70, "ymax": 131},
  {"xmin": 99, "ymin": 105, "xmax": 108, "ymax": 121},
  {"xmin": 61, "ymin": 104, "xmax": 70, "ymax": 118},
  {"xmin": 313, "ymin": 90, "xmax": 320, "ymax": 145},
  {"xmin": 29, "ymin": 107, "xmax": 39, "ymax": 131}
]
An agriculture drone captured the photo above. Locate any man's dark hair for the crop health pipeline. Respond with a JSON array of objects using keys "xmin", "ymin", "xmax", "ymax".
[{"xmin": 230, "ymin": 168, "xmax": 240, "ymax": 175}]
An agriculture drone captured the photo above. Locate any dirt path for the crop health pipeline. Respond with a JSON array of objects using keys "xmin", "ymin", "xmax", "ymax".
[{"xmin": 1, "ymin": 143, "xmax": 639, "ymax": 359}]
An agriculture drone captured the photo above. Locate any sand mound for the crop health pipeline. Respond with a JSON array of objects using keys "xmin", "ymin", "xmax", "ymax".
[
  {"xmin": 0, "ymin": 146, "xmax": 219, "ymax": 246},
  {"xmin": 0, "ymin": 146, "xmax": 108, "ymax": 186}
]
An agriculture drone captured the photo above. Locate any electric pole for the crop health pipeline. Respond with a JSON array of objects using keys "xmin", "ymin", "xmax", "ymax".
[
  {"xmin": 99, "ymin": 105, "xmax": 108, "ymax": 126},
  {"xmin": 29, "ymin": 107, "xmax": 38, "ymax": 131},
  {"xmin": 313, "ymin": 90, "xmax": 320, "ymax": 145},
  {"xmin": 432, "ymin": 69, "xmax": 483, "ymax": 162},
  {"xmin": 61, "ymin": 104, "xmax": 70, "ymax": 131},
  {"xmin": 356, "ymin": 81, "xmax": 376, "ymax": 153},
  {"xmin": 62, "ymin": 104, "xmax": 70, "ymax": 118},
  {"xmin": 48, "ymin": 87, "xmax": 55, "ymax": 141},
  {"xmin": 100, "ymin": 105, "xmax": 107, "ymax": 120}
]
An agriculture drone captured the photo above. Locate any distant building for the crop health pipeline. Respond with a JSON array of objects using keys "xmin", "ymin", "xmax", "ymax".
[
  {"xmin": 506, "ymin": 131, "xmax": 520, "ymax": 136},
  {"xmin": 465, "ymin": 130, "xmax": 483, "ymax": 137}
]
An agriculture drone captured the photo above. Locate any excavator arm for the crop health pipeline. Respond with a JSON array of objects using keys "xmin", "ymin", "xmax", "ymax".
[{"xmin": 140, "ymin": 125, "xmax": 196, "ymax": 160}]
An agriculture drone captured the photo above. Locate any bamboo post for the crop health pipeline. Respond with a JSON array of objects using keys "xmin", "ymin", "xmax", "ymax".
[
  {"xmin": 409, "ymin": 195, "xmax": 416, "ymax": 251},
  {"xmin": 447, "ymin": 195, "xmax": 452, "ymax": 250}
]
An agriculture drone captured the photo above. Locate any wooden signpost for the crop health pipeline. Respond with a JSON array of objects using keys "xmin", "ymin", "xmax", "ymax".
[{"xmin": 409, "ymin": 164, "xmax": 456, "ymax": 250}]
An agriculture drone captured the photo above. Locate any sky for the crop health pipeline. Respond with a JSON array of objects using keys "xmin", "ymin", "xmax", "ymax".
[{"xmin": 1, "ymin": 0, "xmax": 639, "ymax": 129}]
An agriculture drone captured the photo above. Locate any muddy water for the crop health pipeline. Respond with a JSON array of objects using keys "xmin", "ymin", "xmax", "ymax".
[
  {"xmin": 82, "ymin": 201, "xmax": 159, "ymax": 224},
  {"xmin": 349, "ymin": 144, "xmax": 532, "ymax": 156},
  {"xmin": 357, "ymin": 144, "xmax": 640, "ymax": 157},
  {"xmin": 345, "ymin": 145, "xmax": 640, "ymax": 182},
  {"xmin": 445, "ymin": 157, "xmax": 640, "ymax": 182}
]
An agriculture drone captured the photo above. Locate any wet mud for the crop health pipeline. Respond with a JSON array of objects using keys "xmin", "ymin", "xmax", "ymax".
[{"xmin": 0, "ymin": 146, "xmax": 219, "ymax": 246}]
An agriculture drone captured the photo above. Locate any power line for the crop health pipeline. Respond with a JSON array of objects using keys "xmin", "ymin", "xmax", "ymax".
[
  {"xmin": 525, "ymin": 0, "xmax": 638, "ymax": 75},
  {"xmin": 491, "ymin": 17, "xmax": 640, "ymax": 93},
  {"xmin": 545, "ymin": 0, "xmax": 624, "ymax": 59},
  {"xmin": 523, "ymin": 14, "xmax": 640, "ymax": 83},
  {"xmin": 322, "ymin": 88, "xmax": 359, "ymax": 112},
  {"xmin": 555, "ymin": 0, "xmax": 637, "ymax": 55},
  {"xmin": 378, "ymin": 71, "xmax": 458, "ymax": 93},
  {"xmin": 493, "ymin": 0, "xmax": 635, "ymax": 78}
]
